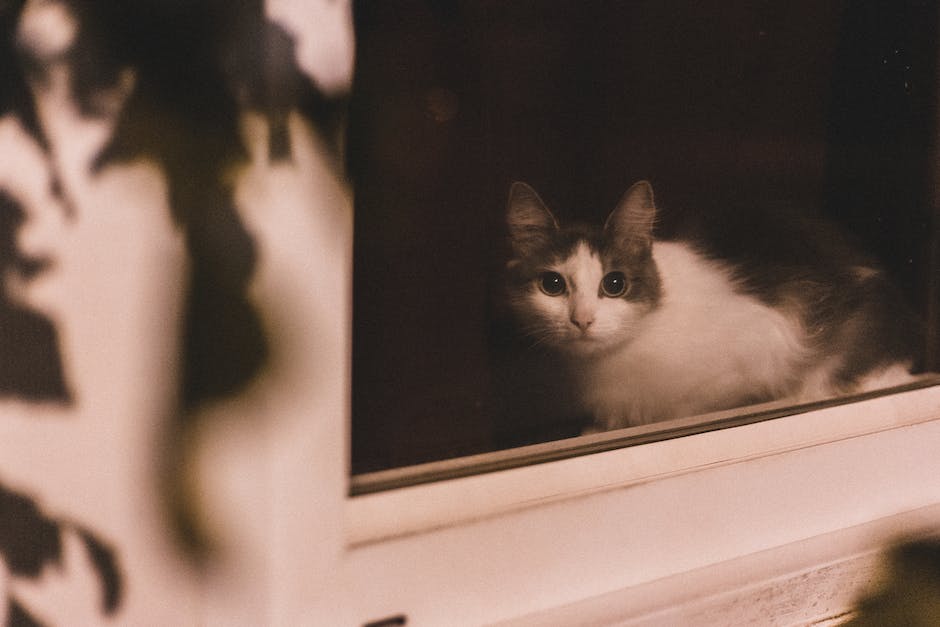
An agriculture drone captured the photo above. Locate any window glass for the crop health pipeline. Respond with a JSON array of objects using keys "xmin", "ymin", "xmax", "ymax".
[{"xmin": 348, "ymin": 1, "xmax": 940, "ymax": 476}]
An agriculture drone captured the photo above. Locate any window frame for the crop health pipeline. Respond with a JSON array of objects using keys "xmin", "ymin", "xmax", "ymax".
[
  {"xmin": 279, "ymin": 3, "xmax": 940, "ymax": 620},
  {"xmin": 273, "ymin": 200, "xmax": 940, "ymax": 624}
]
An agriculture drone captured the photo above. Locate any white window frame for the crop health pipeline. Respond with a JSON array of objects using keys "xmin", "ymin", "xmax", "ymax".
[{"xmin": 266, "ymin": 210, "xmax": 940, "ymax": 625}]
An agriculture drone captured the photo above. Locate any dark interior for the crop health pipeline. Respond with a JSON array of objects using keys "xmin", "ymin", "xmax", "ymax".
[{"xmin": 348, "ymin": 1, "xmax": 939, "ymax": 474}]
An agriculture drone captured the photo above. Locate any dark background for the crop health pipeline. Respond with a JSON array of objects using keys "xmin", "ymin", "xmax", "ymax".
[{"xmin": 348, "ymin": 1, "xmax": 939, "ymax": 474}]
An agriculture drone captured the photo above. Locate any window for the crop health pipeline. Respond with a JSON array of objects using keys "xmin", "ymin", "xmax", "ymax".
[
  {"xmin": 347, "ymin": 1, "xmax": 940, "ymax": 484},
  {"xmin": 276, "ymin": 3, "xmax": 940, "ymax": 624}
]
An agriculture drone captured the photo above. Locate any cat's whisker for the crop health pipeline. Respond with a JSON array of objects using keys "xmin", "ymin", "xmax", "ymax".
[{"xmin": 521, "ymin": 327, "xmax": 558, "ymax": 349}]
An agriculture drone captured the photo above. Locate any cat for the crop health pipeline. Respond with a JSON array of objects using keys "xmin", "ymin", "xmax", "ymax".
[{"xmin": 504, "ymin": 180, "xmax": 920, "ymax": 432}]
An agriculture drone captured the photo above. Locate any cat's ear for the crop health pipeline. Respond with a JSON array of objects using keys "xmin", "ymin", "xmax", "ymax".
[
  {"xmin": 507, "ymin": 182, "xmax": 558, "ymax": 258},
  {"xmin": 605, "ymin": 180, "xmax": 656, "ymax": 257}
]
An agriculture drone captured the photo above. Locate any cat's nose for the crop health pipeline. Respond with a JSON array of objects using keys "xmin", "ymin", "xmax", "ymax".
[{"xmin": 570, "ymin": 313, "xmax": 594, "ymax": 331}]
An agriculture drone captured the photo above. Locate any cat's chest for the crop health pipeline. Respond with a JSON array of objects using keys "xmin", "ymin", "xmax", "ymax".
[{"xmin": 577, "ymin": 243, "xmax": 810, "ymax": 426}]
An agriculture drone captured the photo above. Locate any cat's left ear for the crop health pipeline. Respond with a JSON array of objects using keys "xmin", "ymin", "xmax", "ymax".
[
  {"xmin": 605, "ymin": 180, "xmax": 656, "ymax": 258},
  {"xmin": 507, "ymin": 182, "xmax": 558, "ymax": 258}
]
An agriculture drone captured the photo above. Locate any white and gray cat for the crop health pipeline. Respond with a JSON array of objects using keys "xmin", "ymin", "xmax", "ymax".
[{"xmin": 505, "ymin": 180, "xmax": 919, "ymax": 432}]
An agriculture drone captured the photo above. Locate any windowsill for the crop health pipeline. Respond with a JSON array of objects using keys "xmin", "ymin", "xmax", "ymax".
[
  {"xmin": 347, "ymin": 376, "xmax": 940, "ymax": 546},
  {"xmin": 494, "ymin": 502, "xmax": 940, "ymax": 626}
]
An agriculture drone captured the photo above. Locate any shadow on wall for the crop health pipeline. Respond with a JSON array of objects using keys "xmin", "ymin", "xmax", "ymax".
[
  {"xmin": 0, "ymin": 482, "xmax": 121, "ymax": 625},
  {"xmin": 1, "ymin": 3, "xmax": 348, "ymax": 623},
  {"xmin": 0, "ymin": 2, "xmax": 70, "ymax": 403},
  {"xmin": 0, "ymin": 190, "xmax": 70, "ymax": 402}
]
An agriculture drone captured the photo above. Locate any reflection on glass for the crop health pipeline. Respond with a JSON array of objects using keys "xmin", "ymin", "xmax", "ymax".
[{"xmin": 348, "ymin": 1, "xmax": 940, "ymax": 477}]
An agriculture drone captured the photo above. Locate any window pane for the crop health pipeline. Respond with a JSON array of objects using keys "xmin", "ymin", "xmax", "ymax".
[{"xmin": 348, "ymin": 1, "xmax": 940, "ymax": 476}]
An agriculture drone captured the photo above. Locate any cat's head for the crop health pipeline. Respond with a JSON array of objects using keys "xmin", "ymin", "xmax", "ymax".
[{"xmin": 504, "ymin": 181, "xmax": 662, "ymax": 355}]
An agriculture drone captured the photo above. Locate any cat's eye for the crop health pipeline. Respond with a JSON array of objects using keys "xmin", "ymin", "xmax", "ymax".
[
  {"xmin": 601, "ymin": 272, "xmax": 628, "ymax": 297},
  {"xmin": 538, "ymin": 271, "xmax": 566, "ymax": 296}
]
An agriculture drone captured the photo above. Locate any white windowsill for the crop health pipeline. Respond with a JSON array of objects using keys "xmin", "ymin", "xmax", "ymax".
[{"xmin": 347, "ymin": 377, "xmax": 940, "ymax": 546}]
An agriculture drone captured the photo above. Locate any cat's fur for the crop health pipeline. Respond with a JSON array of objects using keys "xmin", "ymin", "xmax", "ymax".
[{"xmin": 504, "ymin": 180, "xmax": 919, "ymax": 431}]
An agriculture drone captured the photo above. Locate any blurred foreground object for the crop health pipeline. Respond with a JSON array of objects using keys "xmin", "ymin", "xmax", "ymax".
[{"xmin": 846, "ymin": 538, "xmax": 940, "ymax": 626}]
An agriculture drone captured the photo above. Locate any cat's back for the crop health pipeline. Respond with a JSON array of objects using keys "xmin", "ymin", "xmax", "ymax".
[
  {"xmin": 668, "ymin": 198, "xmax": 919, "ymax": 370},
  {"xmin": 658, "ymin": 198, "xmax": 921, "ymax": 393}
]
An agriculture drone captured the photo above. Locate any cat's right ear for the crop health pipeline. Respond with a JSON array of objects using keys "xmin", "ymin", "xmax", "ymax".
[
  {"xmin": 605, "ymin": 180, "xmax": 656, "ymax": 258},
  {"xmin": 507, "ymin": 182, "xmax": 558, "ymax": 258}
]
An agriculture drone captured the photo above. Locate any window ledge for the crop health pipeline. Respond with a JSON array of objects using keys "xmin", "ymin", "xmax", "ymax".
[{"xmin": 348, "ymin": 378, "xmax": 940, "ymax": 546}]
